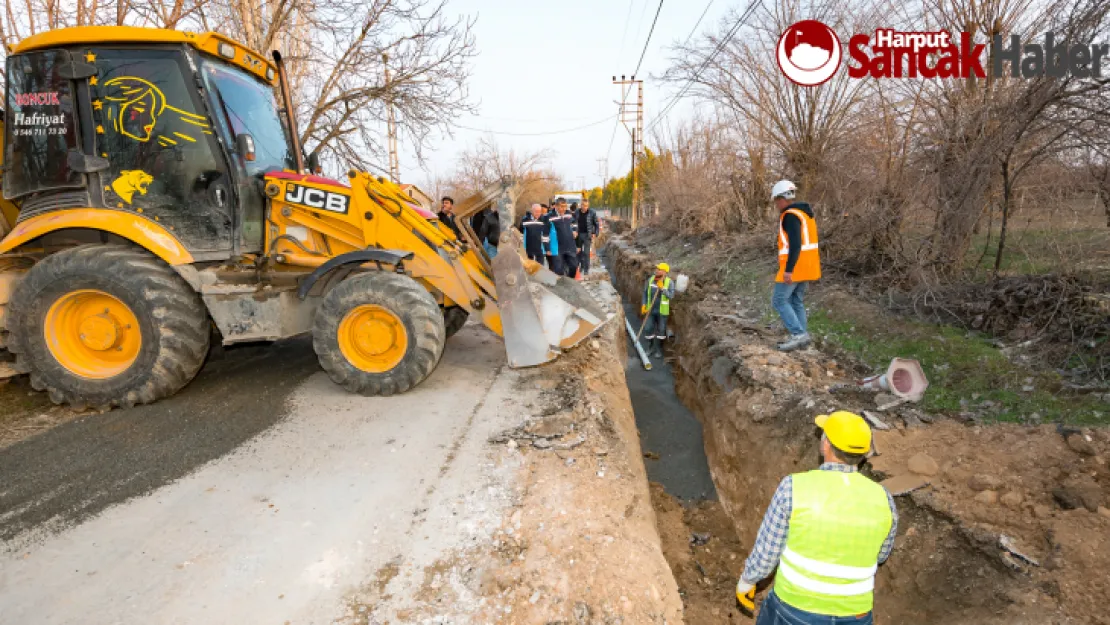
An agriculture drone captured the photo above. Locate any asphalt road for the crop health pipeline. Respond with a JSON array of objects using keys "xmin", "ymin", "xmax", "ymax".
[{"xmin": 0, "ymin": 324, "xmax": 525, "ymax": 624}]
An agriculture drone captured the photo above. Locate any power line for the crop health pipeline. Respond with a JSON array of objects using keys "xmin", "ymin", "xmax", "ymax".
[
  {"xmin": 633, "ymin": 0, "xmax": 665, "ymax": 77},
  {"xmin": 615, "ymin": 0, "xmax": 637, "ymax": 68},
  {"xmin": 648, "ymin": 0, "xmax": 759, "ymax": 132},
  {"xmin": 455, "ymin": 114, "xmax": 617, "ymax": 137}
]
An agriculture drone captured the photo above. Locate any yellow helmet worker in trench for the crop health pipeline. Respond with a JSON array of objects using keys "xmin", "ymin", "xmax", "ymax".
[
  {"xmin": 639, "ymin": 262, "xmax": 674, "ymax": 359},
  {"xmin": 735, "ymin": 411, "xmax": 898, "ymax": 624}
]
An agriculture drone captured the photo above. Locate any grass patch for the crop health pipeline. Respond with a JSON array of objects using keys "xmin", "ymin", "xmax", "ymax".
[{"xmin": 810, "ymin": 309, "xmax": 1107, "ymax": 425}]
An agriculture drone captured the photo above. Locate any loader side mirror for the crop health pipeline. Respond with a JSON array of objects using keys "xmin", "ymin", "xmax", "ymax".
[
  {"xmin": 235, "ymin": 133, "xmax": 256, "ymax": 162},
  {"xmin": 306, "ymin": 150, "xmax": 322, "ymax": 175}
]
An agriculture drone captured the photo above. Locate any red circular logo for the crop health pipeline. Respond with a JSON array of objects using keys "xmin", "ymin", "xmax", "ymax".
[{"xmin": 776, "ymin": 20, "xmax": 842, "ymax": 86}]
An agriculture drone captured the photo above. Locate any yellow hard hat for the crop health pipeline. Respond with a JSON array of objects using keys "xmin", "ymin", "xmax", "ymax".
[
  {"xmin": 814, "ymin": 411, "xmax": 872, "ymax": 454},
  {"xmin": 656, "ymin": 263, "xmax": 670, "ymax": 272}
]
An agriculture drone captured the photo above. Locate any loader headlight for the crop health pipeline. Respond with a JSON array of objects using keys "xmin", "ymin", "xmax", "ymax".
[
  {"xmin": 218, "ymin": 42, "xmax": 236, "ymax": 59},
  {"xmin": 266, "ymin": 67, "xmax": 275, "ymax": 81}
]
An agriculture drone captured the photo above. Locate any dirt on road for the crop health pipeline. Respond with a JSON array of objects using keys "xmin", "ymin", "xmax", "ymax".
[{"xmin": 0, "ymin": 281, "xmax": 684, "ymax": 624}]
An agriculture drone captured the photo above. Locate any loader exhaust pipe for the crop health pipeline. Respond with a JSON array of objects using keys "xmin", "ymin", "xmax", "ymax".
[{"xmin": 272, "ymin": 51, "xmax": 305, "ymax": 173}]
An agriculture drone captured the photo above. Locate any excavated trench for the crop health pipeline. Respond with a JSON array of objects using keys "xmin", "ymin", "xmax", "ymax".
[{"xmin": 603, "ymin": 237, "xmax": 1055, "ymax": 625}]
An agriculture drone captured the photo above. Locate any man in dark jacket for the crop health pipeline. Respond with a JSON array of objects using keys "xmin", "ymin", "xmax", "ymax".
[
  {"xmin": 437, "ymin": 196, "xmax": 461, "ymax": 239},
  {"xmin": 574, "ymin": 198, "xmax": 600, "ymax": 275},
  {"xmin": 546, "ymin": 198, "xmax": 578, "ymax": 277},
  {"xmin": 520, "ymin": 203, "xmax": 547, "ymax": 263},
  {"xmin": 476, "ymin": 206, "xmax": 500, "ymax": 258}
]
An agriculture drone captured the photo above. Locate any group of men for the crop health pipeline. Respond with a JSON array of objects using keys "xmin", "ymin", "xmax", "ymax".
[
  {"xmin": 434, "ymin": 196, "xmax": 600, "ymax": 279},
  {"xmin": 519, "ymin": 197, "xmax": 600, "ymax": 277},
  {"xmin": 434, "ymin": 196, "xmax": 504, "ymax": 260}
]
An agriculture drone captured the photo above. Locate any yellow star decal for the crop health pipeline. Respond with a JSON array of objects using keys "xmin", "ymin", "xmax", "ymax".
[
  {"xmin": 92, "ymin": 99, "xmax": 103, "ymax": 110},
  {"xmin": 89, "ymin": 76, "xmax": 98, "ymax": 86},
  {"xmin": 84, "ymin": 51, "xmax": 96, "ymax": 63},
  {"xmin": 96, "ymin": 125, "xmax": 105, "ymax": 134}
]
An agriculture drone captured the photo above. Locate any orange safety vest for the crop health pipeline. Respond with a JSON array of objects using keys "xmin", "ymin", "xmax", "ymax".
[{"xmin": 776, "ymin": 208, "xmax": 821, "ymax": 283}]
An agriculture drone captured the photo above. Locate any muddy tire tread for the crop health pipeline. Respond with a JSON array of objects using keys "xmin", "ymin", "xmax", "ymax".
[
  {"xmin": 312, "ymin": 272, "xmax": 445, "ymax": 396},
  {"xmin": 6, "ymin": 244, "xmax": 210, "ymax": 409}
]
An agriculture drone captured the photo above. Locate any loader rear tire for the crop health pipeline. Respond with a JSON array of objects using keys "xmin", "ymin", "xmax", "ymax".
[
  {"xmin": 443, "ymin": 306, "xmax": 469, "ymax": 339},
  {"xmin": 313, "ymin": 272, "xmax": 445, "ymax": 396},
  {"xmin": 6, "ymin": 244, "xmax": 210, "ymax": 410}
]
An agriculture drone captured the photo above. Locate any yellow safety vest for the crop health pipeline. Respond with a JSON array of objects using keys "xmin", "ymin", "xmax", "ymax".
[
  {"xmin": 773, "ymin": 470, "xmax": 892, "ymax": 616},
  {"xmin": 645, "ymin": 277, "xmax": 671, "ymax": 315}
]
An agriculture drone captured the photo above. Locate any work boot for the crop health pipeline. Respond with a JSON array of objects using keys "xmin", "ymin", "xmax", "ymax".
[
  {"xmin": 777, "ymin": 332, "xmax": 812, "ymax": 352},
  {"xmin": 653, "ymin": 338, "xmax": 665, "ymax": 358}
]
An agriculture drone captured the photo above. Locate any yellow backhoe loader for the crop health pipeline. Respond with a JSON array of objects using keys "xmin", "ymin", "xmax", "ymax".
[{"xmin": 0, "ymin": 26, "xmax": 609, "ymax": 409}]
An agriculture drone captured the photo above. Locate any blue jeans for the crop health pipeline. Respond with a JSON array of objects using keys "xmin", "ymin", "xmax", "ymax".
[
  {"xmin": 483, "ymin": 241, "xmax": 498, "ymax": 259},
  {"xmin": 772, "ymin": 281, "xmax": 809, "ymax": 335},
  {"xmin": 756, "ymin": 590, "xmax": 873, "ymax": 625}
]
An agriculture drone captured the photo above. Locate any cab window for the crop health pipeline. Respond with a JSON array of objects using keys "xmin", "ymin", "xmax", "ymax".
[
  {"xmin": 89, "ymin": 47, "xmax": 232, "ymax": 253},
  {"xmin": 3, "ymin": 50, "xmax": 83, "ymax": 198}
]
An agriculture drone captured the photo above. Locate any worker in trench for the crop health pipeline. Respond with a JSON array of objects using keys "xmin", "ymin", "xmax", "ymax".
[
  {"xmin": 640, "ymin": 263, "xmax": 675, "ymax": 359},
  {"xmin": 736, "ymin": 411, "xmax": 897, "ymax": 625},
  {"xmin": 770, "ymin": 179, "xmax": 821, "ymax": 352}
]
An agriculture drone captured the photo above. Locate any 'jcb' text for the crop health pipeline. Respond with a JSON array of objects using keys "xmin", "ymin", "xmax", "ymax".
[{"xmin": 283, "ymin": 184, "xmax": 350, "ymax": 214}]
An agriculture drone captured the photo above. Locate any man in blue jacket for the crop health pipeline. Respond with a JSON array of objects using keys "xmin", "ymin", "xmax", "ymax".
[{"xmin": 519, "ymin": 203, "xmax": 547, "ymax": 264}]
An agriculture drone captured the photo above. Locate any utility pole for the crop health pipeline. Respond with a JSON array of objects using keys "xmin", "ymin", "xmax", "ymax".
[
  {"xmin": 383, "ymin": 53, "xmax": 400, "ymax": 184},
  {"xmin": 595, "ymin": 157, "xmax": 608, "ymax": 185},
  {"xmin": 612, "ymin": 75, "xmax": 643, "ymax": 227}
]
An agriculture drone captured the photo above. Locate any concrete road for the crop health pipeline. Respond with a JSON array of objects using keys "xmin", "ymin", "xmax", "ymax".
[{"xmin": 0, "ymin": 324, "xmax": 526, "ymax": 624}]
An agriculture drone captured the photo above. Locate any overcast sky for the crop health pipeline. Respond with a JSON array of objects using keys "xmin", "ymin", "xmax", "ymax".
[{"xmin": 399, "ymin": 0, "xmax": 734, "ymax": 190}]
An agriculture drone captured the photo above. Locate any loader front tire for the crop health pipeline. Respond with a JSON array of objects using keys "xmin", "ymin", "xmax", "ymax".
[
  {"xmin": 6, "ymin": 244, "xmax": 210, "ymax": 410},
  {"xmin": 443, "ymin": 306, "xmax": 469, "ymax": 339},
  {"xmin": 313, "ymin": 272, "xmax": 445, "ymax": 396}
]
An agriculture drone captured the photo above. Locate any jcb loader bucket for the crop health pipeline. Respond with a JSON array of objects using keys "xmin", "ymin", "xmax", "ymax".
[{"xmin": 491, "ymin": 229, "xmax": 611, "ymax": 369}]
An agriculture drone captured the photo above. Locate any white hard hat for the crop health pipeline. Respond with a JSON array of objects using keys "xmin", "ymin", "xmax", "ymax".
[{"xmin": 771, "ymin": 180, "xmax": 796, "ymax": 200}]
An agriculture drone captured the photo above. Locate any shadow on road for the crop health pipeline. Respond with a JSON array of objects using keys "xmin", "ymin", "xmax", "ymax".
[{"xmin": 0, "ymin": 338, "xmax": 320, "ymax": 543}]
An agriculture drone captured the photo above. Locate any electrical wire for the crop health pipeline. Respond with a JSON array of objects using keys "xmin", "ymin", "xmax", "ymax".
[
  {"xmin": 454, "ymin": 114, "xmax": 617, "ymax": 137},
  {"xmin": 633, "ymin": 0, "xmax": 665, "ymax": 77},
  {"xmin": 648, "ymin": 0, "xmax": 760, "ymax": 132}
]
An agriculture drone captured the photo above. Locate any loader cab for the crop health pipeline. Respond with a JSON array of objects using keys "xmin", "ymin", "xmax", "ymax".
[{"xmin": 2, "ymin": 30, "xmax": 297, "ymax": 260}]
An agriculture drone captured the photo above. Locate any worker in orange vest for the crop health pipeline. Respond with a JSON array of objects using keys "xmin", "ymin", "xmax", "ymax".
[{"xmin": 771, "ymin": 180, "xmax": 821, "ymax": 352}]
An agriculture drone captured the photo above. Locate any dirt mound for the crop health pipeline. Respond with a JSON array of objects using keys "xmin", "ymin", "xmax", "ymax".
[
  {"xmin": 605, "ymin": 237, "xmax": 1110, "ymax": 625},
  {"xmin": 651, "ymin": 483, "xmax": 748, "ymax": 624}
]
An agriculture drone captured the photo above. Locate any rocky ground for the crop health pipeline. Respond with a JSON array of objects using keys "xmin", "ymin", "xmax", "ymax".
[{"xmin": 607, "ymin": 234, "xmax": 1110, "ymax": 625}]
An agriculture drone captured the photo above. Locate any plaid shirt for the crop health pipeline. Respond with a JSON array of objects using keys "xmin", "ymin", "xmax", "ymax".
[{"xmin": 740, "ymin": 463, "xmax": 898, "ymax": 585}]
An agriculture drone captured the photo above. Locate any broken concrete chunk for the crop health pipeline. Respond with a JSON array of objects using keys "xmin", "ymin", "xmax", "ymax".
[
  {"xmin": 907, "ymin": 453, "xmax": 939, "ymax": 477},
  {"xmin": 881, "ymin": 474, "xmax": 930, "ymax": 496},
  {"xmin": 1066, "ymin": 433, "xmax": 1097, "ymax": 457},
  {"xmin": 999, "ymin": 534, "xmax": 1040, "ymax": 567},
  {"xmin": 861, "ymin": 410, "xmax": 891, "ymax": 431},
  {"xmin": 1054, "ymin": 477, "xmax": 1103, "ymax": 512}
]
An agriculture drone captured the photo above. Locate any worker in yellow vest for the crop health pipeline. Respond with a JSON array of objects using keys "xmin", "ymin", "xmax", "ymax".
[
  {"xmin": 771, "ymin": 180, "xmax": 821, "ymax": 352},
  {"xmin": 640, "ymin": 263, "xmax": 674, "ymax": 359},
  {"xmin": 736, "ymin": 411, "xmax": 897, "ymax": 624}
]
